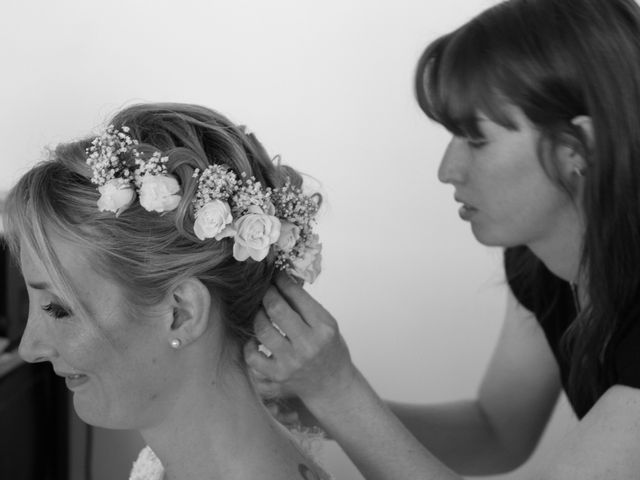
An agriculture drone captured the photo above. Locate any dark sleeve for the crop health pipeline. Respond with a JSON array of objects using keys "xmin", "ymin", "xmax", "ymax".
[{"xmin": 615, "ymin": 321, "xmax": 640, "ymax": 388}]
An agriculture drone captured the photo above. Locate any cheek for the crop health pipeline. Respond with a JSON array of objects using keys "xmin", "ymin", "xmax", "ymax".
[
  {"xmin": 121, "ymin": 358, "xmax": 182, "ymax": 427},
  {"xmin": 112, "ymin": 340, "xmax": 177, "ymax": 399},
  {"xmin": 79, "ymin": 351, "xmax": 176, "ymax": 429},
  {"xmin": 491, "ymin": 160, "xmax": 557, "ymax": 215},
  {"xmin": 495, "ymin": 188, "xmax": 570, "ymax": 246},
  {"xmin": 95, "ymin": 306, "xmax": 161, "ymax": 362},
  {"xmin": 83, "ymin": 309, "xmax": 180, "ymax": 422},
  {"xmin": 53, "ymin": 323, "xmax": 110, "ymax": 369}
]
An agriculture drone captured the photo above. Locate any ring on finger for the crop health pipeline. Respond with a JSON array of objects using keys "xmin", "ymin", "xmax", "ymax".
[
  {"xmin": 271, "ymin": 322, "xmax": 288, "ymax": 338},
  {"xmin": 258, "ymin": 343, "xmax": 273, "ymax": 358}
]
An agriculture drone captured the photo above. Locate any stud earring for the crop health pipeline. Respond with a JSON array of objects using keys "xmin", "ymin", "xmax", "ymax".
[{"xmin": 170, "ymin": 338, "xmax": 182, "ymax": 349}]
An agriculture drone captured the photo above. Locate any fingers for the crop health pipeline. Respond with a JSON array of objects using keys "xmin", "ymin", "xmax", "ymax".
[
  {"xmin": 254, "ymin": 306, "xmax": 290, "ymax": 351},
  {"xmin": 249, "ymin": 367, "xmax": 282, "ymax": 398},
  {"xmin": 274, "ymin": 273, "xmax": 329, "ymax": 328},
  {"xmin": 261, "ymin": 286, "xmax": 310, "ymax": 340},
  {"xmin": 245, "ymin": 275, "xmax": 345, "ymax": 403},
  {"xmin": 244, "ymin": 339, "xmax": 279, "ymax": 378}
]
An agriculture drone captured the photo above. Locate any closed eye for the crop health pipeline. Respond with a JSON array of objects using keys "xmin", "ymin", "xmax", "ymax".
[
  {"xmin": 465, "ymin": 137, "xmax": 488, "ymax": 149},
  {"xmin": 42, "ymin": 302, "xmax": 71, "ymax": 319}
]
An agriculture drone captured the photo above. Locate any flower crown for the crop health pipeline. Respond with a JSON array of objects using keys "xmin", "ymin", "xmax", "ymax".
[{"xmin": 85, "ymin": 125, "xmax": 322, "ymax": 283}]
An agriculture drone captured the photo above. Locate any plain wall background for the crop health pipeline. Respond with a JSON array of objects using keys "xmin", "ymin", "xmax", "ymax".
[{"xmin": 1, "ymin": 1, "xmax": 577, "ymax": 479}]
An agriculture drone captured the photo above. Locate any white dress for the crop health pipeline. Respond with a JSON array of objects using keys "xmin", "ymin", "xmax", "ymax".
[{"xmin": 129, "ymin": 447, "xmax": 164, "ymax": 480}]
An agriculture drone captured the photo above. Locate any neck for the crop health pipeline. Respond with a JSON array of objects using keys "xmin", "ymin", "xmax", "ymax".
[
  {"xmin": 527, "ymin": 205, "xmax": 584, "ymax": 284},
  {"xmin": 140, "ymin": 352, "xmax": 308, "ymax": 480}
]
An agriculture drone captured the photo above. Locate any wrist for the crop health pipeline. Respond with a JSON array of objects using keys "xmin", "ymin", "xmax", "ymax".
[{"xmin": 300, "ymin": 364, "xmax": 368, "ymax": 417}]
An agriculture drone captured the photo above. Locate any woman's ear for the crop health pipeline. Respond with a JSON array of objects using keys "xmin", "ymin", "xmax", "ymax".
[
  {"xmin": 167, "ymin": 277, "xmax": 212, "ymax": 348},
  {"xmin": 558, "ymin": 115, "xmax": 593, "ymax": 180}
]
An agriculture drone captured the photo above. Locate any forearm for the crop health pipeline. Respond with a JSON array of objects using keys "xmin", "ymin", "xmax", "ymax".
[
  {"xmin": 389, "ymin": 400, "xmax": 524, "ymax": 475},
  {"xmin": 303, "ymin": 368, "xmax": 460, "ymax": 480}
]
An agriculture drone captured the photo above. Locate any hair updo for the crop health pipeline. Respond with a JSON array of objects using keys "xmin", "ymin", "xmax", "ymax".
[{"xmin": 5, "ymin": 102, "xmax": 314, "ymax": 349}]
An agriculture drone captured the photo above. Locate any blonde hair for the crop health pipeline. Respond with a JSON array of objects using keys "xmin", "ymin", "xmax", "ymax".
[{"xmin": 5, "ymin": 103, "xmax": 310, "ymax": 348}]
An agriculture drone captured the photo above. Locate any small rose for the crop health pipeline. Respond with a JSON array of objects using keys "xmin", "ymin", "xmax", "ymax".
[
  {"xmin": 193, "ymin": 200, "xmax": 233, "ymax": 240},
  {"xmin": 97, "ymin": 179, "xmax": 135, "ymax": 215},
  {"xmin": 138, "ymin": 174, "xmax": 181, "ymax": 213},
  {"xmin": 276, "ymin": 221, "xmax": 301, "ymax": 253},
  {"xmin": 233, "ymin": 205, "xmax": 281, "ymax": 262},
  {"xmin": 290, "ymin": 234, "xmax": 322, "ymax": 283}
]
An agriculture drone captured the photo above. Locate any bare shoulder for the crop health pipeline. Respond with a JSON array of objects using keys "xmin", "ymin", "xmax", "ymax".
[{"xmin": 536, "ymin": 385, "xmax": 640, "ymax": 479}]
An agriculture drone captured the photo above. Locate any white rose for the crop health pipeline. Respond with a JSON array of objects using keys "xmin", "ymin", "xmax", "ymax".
[
  {"xmin": 276, "ymin": 221, "xmax": 301, "ymax": 253},
  {"xmin": 233, "ymin": 205, "xmax": 281, "ymax": 262},
  {"xmin": 193, "ymin": 200, "xmax": 233, "ymax": 240},
  {"xmin": 138, "ymin": 174, "xmax": 181, "ymax": 213},
  {"xmin": 97, "ymin": 179, "xmax": 135, "ymax": 215},
  {"xmin": 290, "ymin": 234, "xmax": 322, "ymax": 283}
]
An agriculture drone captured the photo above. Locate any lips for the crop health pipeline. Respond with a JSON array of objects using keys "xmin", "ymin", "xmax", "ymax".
[
  {"xmin": 454, "ymin": 195, "xmax": 474, "ymax": 207},
  {"xmin": 454, "ymin": 196, "xmax": 478, "ymax": 220},
  {"xmin": 455, "ymin": 197, "xmax": 478, "ymax": 208},
  {"xmin": 459, "ymin": 202, "xmax": 477, "ymax": 212},
  {"xmin": 460, "ymin": 203, "xmax": 478, "ymax": 216},
  {"xmin": 55, "ymin": 370, "xmax": 89, "ymax": 389}
]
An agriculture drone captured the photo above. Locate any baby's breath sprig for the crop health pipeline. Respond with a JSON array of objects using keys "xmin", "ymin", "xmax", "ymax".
[
  {"xmin": 231, "ymin": 173, "xmax": 274, "ymax": 216},
  {"xmin": 192, "ymin": 164, "xmax": 239, "ymax": 212},
  {"xmin": 133, "ymin": 152, "xmax": 170, "ymax": 188},
  {"xmin": 86, "ymin": 125, "xmax": 138, "ymax": 186},
  {"xmin": 271, "ymin": 181, "xmax": 321, "ymax": 275},
  {"xmin": 271, "ymin": 181, "xmax": 320, "ymax": 227}
]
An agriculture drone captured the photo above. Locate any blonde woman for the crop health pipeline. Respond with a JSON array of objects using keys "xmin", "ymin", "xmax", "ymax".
[{"xmin": 6, "ymin": 103, "xmax": 329, "ymax": 480}]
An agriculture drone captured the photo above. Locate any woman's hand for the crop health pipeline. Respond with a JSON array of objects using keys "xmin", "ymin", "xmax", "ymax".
[
  {"xmin": 244, "ymin": 273, "xmax": 358, "ymax": 408},
  {"xmin": 247, "ymin": 275, "xmax": 459, "ymax": 480}
]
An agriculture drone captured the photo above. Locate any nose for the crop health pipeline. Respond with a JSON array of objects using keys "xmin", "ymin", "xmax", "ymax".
[
  {"xmin": 18, "ymin": 314, "xmax": 57, "ymax": 364},
  {"xmin": 438, "ymin": 137, "xmax": 469, "ymax": 185}
]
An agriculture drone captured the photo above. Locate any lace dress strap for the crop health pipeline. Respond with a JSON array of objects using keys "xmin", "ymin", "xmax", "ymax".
[{"xmin": 129, "ymin": 446, "xmax": 164, "ymax": 480}]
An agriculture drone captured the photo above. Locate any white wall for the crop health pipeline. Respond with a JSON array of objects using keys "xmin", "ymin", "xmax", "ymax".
[{"xmin": 1, "ymin": 1, "xmax": 576, "ymax": 479}]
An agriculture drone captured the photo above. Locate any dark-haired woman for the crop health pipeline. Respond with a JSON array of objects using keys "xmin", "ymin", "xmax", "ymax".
[{"xmin": 245, "ymin": 0, "xmax": 640, "ymax": 478}]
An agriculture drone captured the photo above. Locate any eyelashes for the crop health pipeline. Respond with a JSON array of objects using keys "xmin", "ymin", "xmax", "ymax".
[
  {"xmin": 453, "ymin": 133, "xmax": 488, "ymax": 150},
  {"xmin": 42, "ymin": 302, "xmax": 71, "ymax": 319},
  {"xmin": 465, "ymin": 137, "xmax": 488, "ymax": 149}
]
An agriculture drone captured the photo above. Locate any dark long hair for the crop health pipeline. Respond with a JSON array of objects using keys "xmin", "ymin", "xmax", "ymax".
[{"xmin": 415, "ymin": 0, "xmax": 640, "ymax": 415}]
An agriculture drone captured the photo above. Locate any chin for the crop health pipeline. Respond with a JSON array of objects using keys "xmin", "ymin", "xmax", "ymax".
[
  {"xmin": 73, "ymin": 396, "xmax": 105, "ymax": 427},
  {"xmin": 470, "ymin": 223, "xmax": 520, "ymax": 248},
  {"xmin": 72, "ymin": 395, "xmax": 132, "ymax": 430}
]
